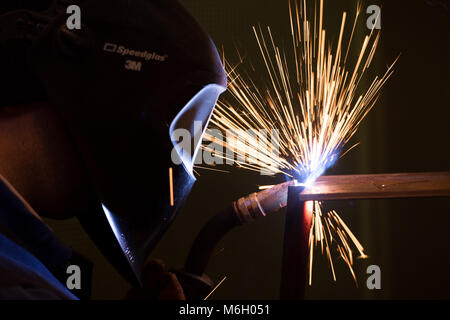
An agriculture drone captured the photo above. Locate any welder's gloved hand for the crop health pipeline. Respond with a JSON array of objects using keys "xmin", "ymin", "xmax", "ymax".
[{"xmin": 125, "ymin": 259, "xmax": 186, "ymax": 300}]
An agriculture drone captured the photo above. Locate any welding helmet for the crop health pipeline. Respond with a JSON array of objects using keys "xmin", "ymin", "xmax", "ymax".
[{"xmin": 0, "ymin": 0, "xmax": 226, "ymax": 284}]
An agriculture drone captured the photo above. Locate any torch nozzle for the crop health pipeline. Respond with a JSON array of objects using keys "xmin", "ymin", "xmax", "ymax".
[{"xmin": 233, "ymin": 180, "xmax": 295, "ymax": 223}]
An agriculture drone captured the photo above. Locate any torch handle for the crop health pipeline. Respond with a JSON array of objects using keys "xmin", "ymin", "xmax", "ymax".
[{"xmin": 184, "ymin": 205, "xmax": 241, "ymax": 277}]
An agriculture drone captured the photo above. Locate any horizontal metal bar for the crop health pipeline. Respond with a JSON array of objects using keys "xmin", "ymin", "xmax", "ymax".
[{"xmin": 297, "ymin": 172, "xmax": 450, "ymax": 201}]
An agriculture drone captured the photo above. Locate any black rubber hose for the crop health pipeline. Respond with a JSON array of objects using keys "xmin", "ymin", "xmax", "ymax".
[{"xmin": 184, "ymin": 205, "xmax": 241, "ymax": 276}]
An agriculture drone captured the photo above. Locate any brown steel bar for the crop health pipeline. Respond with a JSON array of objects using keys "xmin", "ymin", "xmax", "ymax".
[
  {"xmin": 298, "ymin": 172, "xmax": 450, "ymax": 201},
  {"xmin": 280, "ymin": 172, "xmax": 450, "ymax": 300},
  {"xmin": 280, "ymin": 186, "xmax": 311, "ymax": 300}
]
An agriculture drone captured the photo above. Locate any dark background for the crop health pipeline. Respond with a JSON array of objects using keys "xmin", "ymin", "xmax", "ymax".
[{"xmin": 47, "ymin": 0, "xmax": 450, "ymax": 299}]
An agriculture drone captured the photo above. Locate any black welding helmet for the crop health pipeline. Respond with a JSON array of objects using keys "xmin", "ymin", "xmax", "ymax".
[{"xmin": 0, "ymin": 0, "xmax": 226, "ymax": 284}]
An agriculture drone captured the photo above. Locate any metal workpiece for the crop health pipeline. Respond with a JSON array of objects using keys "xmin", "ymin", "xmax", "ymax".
[
  {"xmin": 233, "ymin": 180, "xmax": 295, "ymax": 223},
  {"xmin": 299, "ymin": 172, "xmax": 450, "ymax": 201}
]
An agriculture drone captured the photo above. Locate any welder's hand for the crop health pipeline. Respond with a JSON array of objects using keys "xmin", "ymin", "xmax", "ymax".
[{"xmin": 125, "ymin": 259, "xmax": 186, "ymax": 300}]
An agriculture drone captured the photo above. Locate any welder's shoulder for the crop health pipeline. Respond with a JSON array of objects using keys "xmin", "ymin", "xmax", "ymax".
[
  {"xmin": 0, "ymin": 254, "xmax": 74, "ymax": 300},
  {"xmin": 0, "ymin": 235, "xmax": 77, "ymax": 300},
  {"xmin": 0, "ymin": 255, "xmax": 68, "ymax": 300},
  {"xmin": 0, "ymin": 286, "xmax": 63, "ymax": 300}
]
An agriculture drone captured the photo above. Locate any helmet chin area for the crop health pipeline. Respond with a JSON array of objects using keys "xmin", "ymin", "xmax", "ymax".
[{"xmin": 99, "ymin": 163, "xmax": 195, "ymax": 284}]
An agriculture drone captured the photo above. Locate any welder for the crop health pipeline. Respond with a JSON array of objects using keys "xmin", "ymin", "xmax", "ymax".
[{"xmin": 0, "ymin": 0, "xmax": 226, "ymax": 299}]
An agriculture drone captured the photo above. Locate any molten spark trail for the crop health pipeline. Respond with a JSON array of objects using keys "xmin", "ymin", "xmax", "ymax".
[{"xmin": 202, "ymin": 0, "xmax": 398, "ymax": 285}]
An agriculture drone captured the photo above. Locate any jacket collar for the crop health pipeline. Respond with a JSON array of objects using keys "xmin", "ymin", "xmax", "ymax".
[{"xmin": 0, "ymin": 174, "xmax": 72, "ymax": 271}]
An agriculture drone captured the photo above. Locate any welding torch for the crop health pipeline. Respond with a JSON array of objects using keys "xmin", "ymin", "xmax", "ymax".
[{"xmin": 174, "ymin": 180, "xmax": 295, "ymax": 299}]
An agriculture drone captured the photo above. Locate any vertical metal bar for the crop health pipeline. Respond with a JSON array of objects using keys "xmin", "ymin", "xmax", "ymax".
[{"xmin": 280, "ymin": 186, "xmax": 311, "ymax": 299}]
